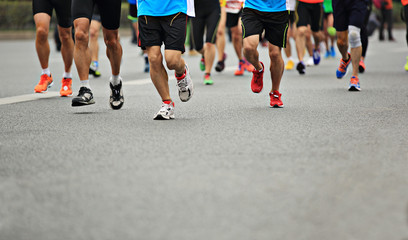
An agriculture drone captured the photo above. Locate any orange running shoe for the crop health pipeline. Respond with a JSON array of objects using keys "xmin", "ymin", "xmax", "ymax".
[
  {"xmin": 251, "ymin": 61, "xmax": 264, "ymax": 93},
  {"xmin": 244, "ymin": 59, "xmax": 255, "ymax": 72},
  {"xmin": 60, "ymin": 78, "xmax": 73, "ymax": 97},
  {"xmin": 234, "ymin": 60, "xmax": 245, "ymax": 76},
  {"xmin": 34, "ymin": 74, "xmax": 53, "ymax": 93},
  {"xmin": 358, "ymin": 58, "xmax": 366, "ymax": 73}
]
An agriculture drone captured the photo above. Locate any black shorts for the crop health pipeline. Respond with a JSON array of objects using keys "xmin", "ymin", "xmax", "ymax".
[
  {"xmin": 138, "ymin": 12, "xmax": 188, "ymax": 53},
  {"xmin": 226, "ymin": 10, "xmax": 242, "ymax": 28},
  {"xmin": 288, "ymin": 10, "xmax": 295, "ymax": 26},
  {"xmin": 32, "ymin": 0, "xmax": 72, "ymax": 28},
  {"xmin": 296, "ymin": 1, "xmax": 322, "ymax": 32},
  {"xmin": 72, "ymin": 0, "xmax": 121, "ymax": 30},
  {"xmin": 129, "ymin": 3, "xmax": 137, "ymax": 19},
  {"xmin": 333, "ymin": 0, "xmax": 367, "ymax": 31},
  {"xmin": 241, "ymin": 8, "xmax": 289, "ymax": 48},
  {"xmin": 191, "ymin": 5, "xmax": 221, "ymax": 51},
  {"xmin": 91, "ymin": 6, "xmax": 101, "ymax": 22}
]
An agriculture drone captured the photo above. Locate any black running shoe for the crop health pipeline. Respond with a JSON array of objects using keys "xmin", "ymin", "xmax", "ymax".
[
  {"xmin": 296, "ymin": 62, "xmax": 306, "ymax": 75},
  {"xmin": 72, "ymin": 87, "xmax": 95, "ymax": 107},
  {"xmin": 109, "ymin": 81, "xmax": 124, "ymax": 110},
  {"xmin": 215, "ymin": 61, "xmax": 225, "ymax": 72}
]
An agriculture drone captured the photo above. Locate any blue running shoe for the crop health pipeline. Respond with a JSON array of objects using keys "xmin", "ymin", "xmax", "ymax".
[
  {"xmin": 330, "ymin": 46, "xmax": 336, "ymax": 58},
  {"xmin": 348, "ymin": 76, "xmax": 361, "ymax": 91},
  {"xmin": 313, "ymin": 49, "xmax": 321, "ymax": 65},
  {"xmin": 336, "ymin": 53, "xmax": 351, "ymax": 79},
  {"xmin": 325, "ymin": 50, "xmax": 331, "ymax": 59}
]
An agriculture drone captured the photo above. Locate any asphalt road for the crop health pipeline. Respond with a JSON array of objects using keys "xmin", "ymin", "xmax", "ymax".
[{"xmin": 1, "ymin": 29, "xmax": 408, "ymax": 240}]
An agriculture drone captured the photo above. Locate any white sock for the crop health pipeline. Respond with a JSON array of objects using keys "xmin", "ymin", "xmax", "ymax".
[
  {"xmin": 110, "ymin": 75, "xmax": 121, "ymax": 86},
  {"xmin": 63, "ymin": 72, "xmax": 72, "ymax": 79},
  {"xmin": 80, "ymin": 80, "xmax": 91, "ymax": 89},
  {"xmin": 288, "ymin": 56, "xmax": 294, "ymax": 62},
  {"xmin": 258, "ymin": 66, "xmax": 263, "ymax": 72},
  {"xmin": 42, "ymin": 68, "xmax": 51, "ymax": 76}
]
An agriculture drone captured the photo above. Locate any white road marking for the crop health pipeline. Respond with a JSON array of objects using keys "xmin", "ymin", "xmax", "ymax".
[{"xmin": 0, "ymin": 66, "xmax": 240, "ymax": 105}]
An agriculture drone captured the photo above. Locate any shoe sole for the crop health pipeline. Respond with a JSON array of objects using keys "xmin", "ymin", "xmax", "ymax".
[
  {"xmin": 348, "ymin": 86, "xmax": 361, "ymax": 91},
  {"xmin": 359, "ymin": 65, "xmax": 365, "ymax": 73},
  {"xmin": 60, "ymin": 93, "xmax": 73, "ymax": 97},
  {"xmin": 34, "ymin": 81, "xmax": 54, "ymax": 93},
  {"xmin": 270, "ymin": 104, "xmax": 284, "ymax": 108},
  {"xmin": 110, "ymin": 101, "xmax": 124, "ymax": 110},
  {"xmin": 179, "ymin": 89, "xmax": 192, "ymax": 102},
  {"xmin": 71, "ymin": 99, "xmax": 96, "ymax": 107},
  {"xmin": 153, "ymin": 114, "xmax": 175, "ymax": 120}
]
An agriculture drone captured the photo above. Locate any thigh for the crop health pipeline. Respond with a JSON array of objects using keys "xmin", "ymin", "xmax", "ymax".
[
  {"xmin": 263, "ymin": 11, "xmax": 289, "ymax": 48},
  {"xmin": 204, "ymin": 8, "xmax": 221, "ymax": 43},
  {"xmin": 138, "ymin": 15, "xmax": 164, "ymax": 49},
  {"xmin": 162, "ymin": 13, "xmax": 188, "ymax": 53},
  {"xmin": 191, "ymin": 16, "xmax": 206, "ymax": 50},
  {"xmin": 241, "ymin": 8, "xmax": 264, "ymax": 39},
  {"xmin": 72, "ymin": 0, "xmax": 94, "ymax": 22},
  {"xmin": 96, "ymin": 0, "xmax": 121, "ymax": 30},
  {"xmin": 296, "ymin": 2, "xmax": 311, "ymax": 28},
  {"xmin": 33, "ymin": 0, "xmax": 53, "ymax": 17},
  {"xmin": 310, "ymin": 3, "xmax": 323, "ymax": 32},
  {"xmin": 52, "ymin": 0, "xmax": 72, "ymax": 28},
  {"xmin": 348, "ymin": 0, "xmax": 367, "ymax": 28},
  {"xmin": 332, "ymin": 0, "xmax": 348, "ymax": 31}
]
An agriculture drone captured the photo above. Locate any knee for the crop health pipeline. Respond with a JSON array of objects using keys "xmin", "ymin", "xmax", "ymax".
[
  {"xmin": 36, "ymin": 26, "xmax": 48, "ymax": 42},
  {"xmin": 243, "ymin": 45, "xmax": 256, "ymax": 56},
  {"xmin": 297, "ymin": 27, "xmax": 307, "ymax": 37},
  {"xmin": 104, "ymin": 36, "xmax": 119, "ymax": 50},
  {"xmin": 149, "ymin": 53, "xmax": 162, "ymax": 66},
  {"xmin": 75, "ymin": 30, "xmax": 89, "ymax": 45},
  {"xmin": 348, "ymin": 26, "xmax": 361, "ymax": 48},
  {"xmin": 269, "ymin": 49, "xmax": 281, "ymax": 61},
  {"xmin": 59, "ymin": 29, "xmax": 72, "ymax": 43},
  {"xmin": 166, "ymin": 58, "xmax": 178, "ymax": 70},
  {"xmin": 90, "ymin": 28, "xmax": 98, "ymax": 40},
  {"xmin": 337, "ymin": 35, "xmax": 348, "ymax": 47}
]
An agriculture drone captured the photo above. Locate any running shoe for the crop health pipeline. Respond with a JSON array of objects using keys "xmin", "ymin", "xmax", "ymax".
[
  {"xmin": 251, "ymin": 62, "xmax": 264, "ymax": 93},
  {"xmin": 324, "ymin": 50, "xmax": 331, "ymax": 59},
  {"xmin": 306, "ymin": 58, "xmax": 314, "ymax": 67},
  {"xmin": 313, "ymin": 48, "xmax": 321, "ymax": 65},
  {"xmin": 330, "ymin": 46, "xmax": 336, "ymax": 58},
  {"xmin": 144, "ymin": 56, "xmax": 150, "ymax": 73},
  {"xmin": 269, "ymin": 91, "xmax": 284, "ymax": 108},
  {"xmin": 296, "ymin": 61, "xmax": 306, "ymax": 75},
  {"xmin": 199, "ymin": 56, "xmax": 205, "ymax": 71},
  {"xmin": 71, "ymin": 87, "xmax": 95, "ymax": 106},
  {"xmin": 244, "ymin": 60, "xmax": 255, "ymax": 72},
  {"xmin": 359, "ymin": 58, "xmax": 366, "ymax": 73},
  {"xmin": 176, "ymin": 64, "xmax": 194, "ymax": 102},
  {"xmin": 89, "ymin": 62, "xmax": 101, "ymax": 78},
  {"xmin": 405, "ymin": 56, "xmax": 408, "ymax": 71},
  {"xmin": 203, "ymin": 73, "xmax": 213, "ymax": 85},
  {"xmin": 234, "ymin": 60, "xmax": 245, "ymax": 76},
  {"xmin": 285, "ymin": 59, "xmax": 294, "ymax": 70},
  {"xmin": 60, "ymin": 77, "xmax": 72, "ymax": 97},
  {"xmin": 153, "ymin": 101, "xmax": 175, "ymax": 120},
  {"xmin": 348, "ymin": 76, "xmax": 361, "ymax": 91},
  {"xmin": 34, "ymin": 74, "xmax": 53, "ymax": 93},
  {"xmin": 336, "ymin": 53, "xmax": 351, "ymax": 79},
  {"xmin": 215, "ymin": 53, "xmax": 227, "ymax": 72},
  {"xmin": 109, "ymin": 80, "xmax": 124, "ymax": 110}
]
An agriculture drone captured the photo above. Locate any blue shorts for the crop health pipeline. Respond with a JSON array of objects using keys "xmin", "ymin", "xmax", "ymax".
[{"xmin": 332, "ymin": 0, "xmax": 367, "ymax": 31}]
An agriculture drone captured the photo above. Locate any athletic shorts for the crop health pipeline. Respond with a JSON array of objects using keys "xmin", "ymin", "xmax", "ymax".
[
  {"xmin": 72, "ymin": 0, "xmax": 121, "ymax": 30},
  {"xmin": 138, "ymin": 12, "xmax": 188, "ymax": 53},
  {"xmin": 191, "ymin": 5, "xmax": 221, "ymax": 51},
  {"xmin": 241, "ymin": 8, "xmax": 289, "ymax": 48},
  {"xmin": 296, "ymin": 1, "xmax": 323, "ymax": 32},
  {"xmin": 91, "ymin": 6, "xmax": 101, "ymax": 22},
  {"xmin": 226, "ymin": 10, "xmax": 242, "ymax": 28},
  {"xmin": 332, "ymin": 0, "xmax": 367, "ymax": 31},
  {"xmin": 128, "ymin": 3, "xmax": 137, "ymax": 20},
  {"xmin": 288, "ymin": 10, "xmax": 295, "ymax": 26},
  {"xmin": 32, "ymin": 0, "xmax": 72, "ymax": 28}
]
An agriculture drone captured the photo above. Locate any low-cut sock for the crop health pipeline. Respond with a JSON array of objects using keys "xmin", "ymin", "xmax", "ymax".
[
  {"xmin": 110, "ymin": 75, "xmax": 121, "ymax": 86},
  {"xmin": 42, "ymin": 68, "xmax": 51, "ymax": 76},
  {"xmin": 63, "ymin": 72, "xmax": 72, "ymax": 79},
  {"xmin": 80, "ymin": 80, "xmax": 91, "ymax": 90}
]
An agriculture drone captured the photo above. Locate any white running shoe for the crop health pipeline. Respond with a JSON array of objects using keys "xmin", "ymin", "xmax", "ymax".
[
  {"xmin": 176, "ymin": 64, "xmax": 194, "ymax": 102},
  {"xmin": 306, "ymin": 58, "xmax": 314, "ymax": 67},
  {"xmin": 153, "ymin": 102, "xmax": 175, "ymax": 120}
]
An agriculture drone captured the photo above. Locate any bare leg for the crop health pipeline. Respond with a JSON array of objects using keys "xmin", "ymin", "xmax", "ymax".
[
  {"xmin": 203, "ymin": 43, "xmax": 216, "ymax": 74},
  {"xmin": 34, "ymin": 13, "xmax": 51, "ymax": 69},
  {"xmin": 295, "ymin": 26, "xmax": 307, "ymax": 62},
  {"xmin": 336, "ymin": 31, "xmax": 349, "ymax": 61},
  {"xmin": 147, "ymin": 46, "xmax": 171, "ymax": 101},
  {"xmin": 102, "ymin": 28, "xmax": 122, "ymax": 76},
  {"xmin": 231, "ymin": 24, "xmax": 243, "ymax": 60},
  {"xmin": 269, "ymin": 43, "xmax": 284, "ymax": 92},
  {"xmin": 165, "ymin": 50, "xmax": 186, "ymax": 76},
  {"xmin": 89, "ymin": 20, "xmax": 101, "ymax": 63},
  {"xmin": 243, "ymin": 35, "xmax": 262, "ymax": 70},
  {"xmin": 58, "ymin": 26, "xmax": 74, "ymax": 73},
  {"xmin": 73, "ymin": 18, "xmax": 91, "ymax": 80},
  {"xmin": 350, "ymin": 46, "xmax": 362, "ymax": 76},
  {"xmin": 216, "ymin": 7, "xmax": 226, "ymax": 62}
]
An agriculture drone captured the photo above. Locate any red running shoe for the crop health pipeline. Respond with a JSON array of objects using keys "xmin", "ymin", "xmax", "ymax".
[
  {"xmin": 269, "ymin": 91, "xmax": 284, "ymax": 108},
  {"xmin": 251, "ymin": 62, "xmax": 264, "ymax": 93}
]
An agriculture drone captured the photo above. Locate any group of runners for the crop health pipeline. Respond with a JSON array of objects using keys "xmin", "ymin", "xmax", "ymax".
[{"xmin": 32, "ymin": 0, "xmax": 407, "ymax": 120}]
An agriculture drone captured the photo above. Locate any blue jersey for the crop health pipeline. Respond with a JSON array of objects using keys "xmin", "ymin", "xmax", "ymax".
[
  {"xmin": 244, "ymin": 0, "xmax": 288, "ymax": 12},
  {"xmin": 138, "ymin": 0, "xmax": 195, "ymax": 17},
  {"xmin": 128, "ymin": 0, "xmax": 136, "ymax": 5}
]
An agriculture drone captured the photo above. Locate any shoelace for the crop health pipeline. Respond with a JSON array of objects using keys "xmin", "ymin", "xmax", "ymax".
[
  {"xmin": 111, "ymin": 85, "xmax": 121, "ymax": 100},
  {"xmin": 350, "ymin": 77, "xmax": 359, "ymax": 84},
  {"xmin": 39, "ymin": 75, "xmax": 50, "ymax": 85},
  {"xmin": 62, "ymin": 78, "xmax": 71, "ymax": 85}
]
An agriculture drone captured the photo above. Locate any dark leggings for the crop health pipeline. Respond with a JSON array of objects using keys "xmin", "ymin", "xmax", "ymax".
[
  {"xmin": 379, "ymin": 8, "xmax": 393, "ymax": 40},
  {"xmin": 361, "ymin": 0, "xmax": 372, "ymax": 58}
]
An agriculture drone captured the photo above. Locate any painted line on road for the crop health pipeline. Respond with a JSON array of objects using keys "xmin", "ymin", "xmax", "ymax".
[
  {"xmin": 0, "ymin": 66, "xmax": 239, "ymax": 105},
  {"xmin": 0, "ymin": 91, "xmax": 60, "ymax": 106}
]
